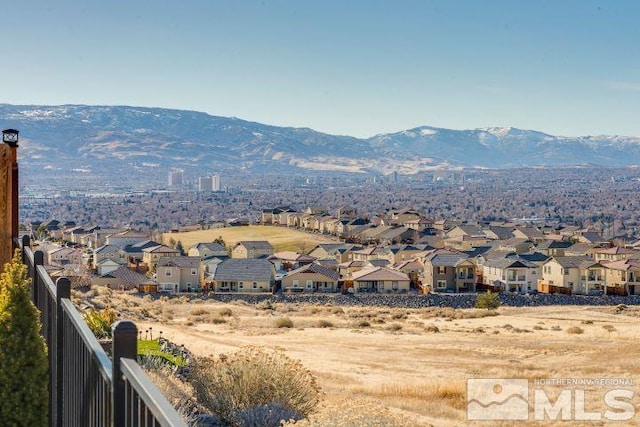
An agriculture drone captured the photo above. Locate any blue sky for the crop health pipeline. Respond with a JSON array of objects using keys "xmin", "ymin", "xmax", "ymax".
[{"xmin": 1, "ymin": 0, "xmax": 639, "ymax": 137}]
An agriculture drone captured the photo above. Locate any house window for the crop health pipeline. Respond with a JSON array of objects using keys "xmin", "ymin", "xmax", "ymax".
[
  {"xmin": 239, "ymin": 283, "xmax": 244, "ymax": 289},
  {"xmin": 293, "ymin": 279, "xmax": 299, "ymax": 288},
  {"xmin": 437, "ymin": 266, "xmax": 446, "ymax": 275},
  {"xmin": 306, "ymin": 280, "xmax": 313, "ymax": 289},
  {"xmin": 392, "ymin": 281, "xmax": 398, "ymax": 290},
  {"xmin": 253, "ymin": 282, "xmax": 257, "ymax": 289},
  {"xmin": 165, "ymin": 270, "xmax": 172, "ymax": 277},
  {"xmin": 191, "ymin": 269, "xmax": 197, "ymax": 275},
  {"xmin": 436, "ymin": 280, "xmax": 447, "ymax": 289}
]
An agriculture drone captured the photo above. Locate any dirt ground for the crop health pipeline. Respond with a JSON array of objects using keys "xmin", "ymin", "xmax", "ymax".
[{"xmin": 87, "ymin": 289, "xmax": 640, "ymax": 426}]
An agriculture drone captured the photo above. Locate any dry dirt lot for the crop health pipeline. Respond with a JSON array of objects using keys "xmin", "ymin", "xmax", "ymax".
[{"xmin": 82, "ymin": 289, "xmax": 640, "ymax": 426}]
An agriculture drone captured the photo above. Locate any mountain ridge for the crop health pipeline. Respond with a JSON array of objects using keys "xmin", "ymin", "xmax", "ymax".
[{"xmin": 2, "ymin": 104, "xmax": 640, "ymax": 176}]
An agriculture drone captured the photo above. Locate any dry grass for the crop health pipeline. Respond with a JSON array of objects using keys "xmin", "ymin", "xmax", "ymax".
[
  {"xmin": 162, "ymin": 225, "xmax": 339, "ymax": 252},
  {"xmin": 82, "ymin": 291, "xmax": 640, "ymax": 427}
]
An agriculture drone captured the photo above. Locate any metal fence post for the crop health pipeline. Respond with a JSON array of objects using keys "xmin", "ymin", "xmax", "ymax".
[
  {"xmin": 55, "ymin": 277, "xmax": 70, "ymax": 427},
  {"xmin": 112, "ymin": 320, "xmax": 138, "ymax": 427},
  {"xmin": 21, "ymin": 234, "xmax": 30, "ymax": 263},
  {"xmin": 32, "ymin": 250, "xmax": 43, "ymax": 306}
]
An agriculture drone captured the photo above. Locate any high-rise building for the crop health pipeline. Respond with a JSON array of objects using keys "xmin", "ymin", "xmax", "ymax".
[
  {"xmin": 168, "ymin": 169, "xmax": 184, "ymax": 187},
  {"xmin": 198, "ymin": 174, "xmax": 220, "ymax": 191},
  {"xmin": 211, "ymin": 174, "xmax": 220, "ymax": 191}
]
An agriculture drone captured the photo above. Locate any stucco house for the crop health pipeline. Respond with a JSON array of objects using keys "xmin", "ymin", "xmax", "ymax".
[
  {"xmin": 351, "ymin": 267, "xmax": 410, "ymax": 293},
  {"xmin": 281, "ymin": 262, "xmax": 340, "ymax": 293},
  {"xmin": 231, "ymin": 241, "xmax": 275, "ymax": 259},
  {"xmin": 537, "ymin": 256, "xmax": 592, "ymax": 294},
  {"xmin": 156, "ymin": 256, "xmax": 202, "ymax": 293},
  {"xmin": 482, "ymin": 257, "xmax": 539, "ymax": 293},
  {"xmin": 213, "ymin": 259, "xmax": 276, "ymax": 293},
  {"xmin": 188, "ymin": 242, "xmax": 228, "ymax": 259}
]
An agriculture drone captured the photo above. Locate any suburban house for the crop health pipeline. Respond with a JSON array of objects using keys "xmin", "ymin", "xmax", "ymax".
[
  {"xmin": 579, "ymin": 260, "xmax": 608, "ymax": 295},
  {"xmin": 349, "ymin": 246, "xmax": 394, "ymax": 264},
  {"xmin": 122, "ymin": 240, "xmax": 164, "ymax": 268},
  {"xmin": 537, "ymin": 256, "xmax": 592, "ymax": 294},
  {"xmin": 393, "ymin": 259, "xmax": 425, "ymax": 289},
  {"xmin": 213, "ymin": 259, "xmax": 276, "ymax": 293},
  {"xmin": 603, "ymin": 259, "xmax": 640, "ymax": 295},
  {"xmin": 535, "ymin": 240, "xmax": 573, "ymax": 257},
  {"xmin": 96, "ymin": 259, "xmax": 121, "ymax": 276},
  {"xmin": 338, "ymin": 260, "xmax": 374, "ymax": 279},
  {"xmin": 231, "ymin": 241, "xmax": 275, "ymax": 259},
  {"xmin": 281, "ymin": 262, "xmax": 340, "ymax": 292},
  {"xmin": 267, "ymin": 251, "xmax": 315, "ymax": 272},
  {"xmin": 47, "ymin": 247, "xmax": 85, "ymax": 266},
  {"xmin": 93, "ymin": 265, "xmax": 154, "ymax": 291},
  {"xmin": 482, "ymin": 257, "xmax": 539, "ymax": 293},
  {"xmin": 106, "ymin": 229, "xmax": 150, "ymax": 247},
  {"xmin": 93, "ymin": 244, "xmax": 127, "ymax": 269},
  {"xmin": 591, "ymin": 246, "xmax": 637, "ymax": 262},
  {"xmin": 351, "ymin": 267, "xmax": 411, "ymax": 293},
  {"xmin": 307, "ymin": 244, "xmax": 362, "ymax": 263},
  {"xmin": 142, "ymin": 245, "xmax": 181, "ymax": 271},
  {"xmin": 188, "ymin": 242, "xmax": 228, "ymax": 259},
  {"xmin": 422, "ymin": 250, "xmax": 476, "ymax": 292},
  {"xmin": 261, "ymin": 206, "xmax": 295, "ymax": 225},
  {"xmin": 156, "ymin": 256, "xmax": 202, "ymax": 293}
]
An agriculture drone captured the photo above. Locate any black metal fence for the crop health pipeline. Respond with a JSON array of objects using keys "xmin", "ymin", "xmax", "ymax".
[{"xmin": 18, "ymin": 236, "xmax": 187, "ymax": 427}]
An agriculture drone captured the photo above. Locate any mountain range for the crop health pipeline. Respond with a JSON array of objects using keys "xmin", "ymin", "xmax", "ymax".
[{"xmin": 2, "ymin": 104, "xmax": 639, "ymax": 177}]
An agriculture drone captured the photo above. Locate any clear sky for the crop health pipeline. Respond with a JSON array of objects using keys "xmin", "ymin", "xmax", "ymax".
[{"xmin": 1, "ymin": 0, "xmax": 639, "ymax": 138}]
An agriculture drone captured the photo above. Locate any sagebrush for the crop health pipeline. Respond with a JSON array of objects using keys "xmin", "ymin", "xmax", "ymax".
[{"xmin": 189, "ymin": 346, "xmax": 321, "ymax": 426}]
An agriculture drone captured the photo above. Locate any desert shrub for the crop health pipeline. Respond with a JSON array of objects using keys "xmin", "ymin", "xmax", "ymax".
[
  {"xmin": 602, "ymin": 324, "xmax": 616, "ymax": 332},
  {"xmin": 189, "ymin": 346, "xmax": 320, "ymax": 426},
  {"xmin": 84, "ymin": 307, "xmax": 118, "ymax": 339},
  {"xmin": 233, "ymin": 402, "xmax": 301, "ymax": 427},
  {"xmin": 0, "ymin": 252, "xmax": 49, "ymax": 426},
  {"xmin": 387, "ymin": 323, "xmax": 403, "ymax": 332},
  {"xmin": 550, "ymin": 325, "xmax": 561, "ymax": 331},
  {"xmin": 218, "ymin": 307, "xmax": 234, "ymax": 317},
  {"xmin": 331, "ymin": 306, "xmax": 344, "ymax": 315},
  {"xmin": 256, "ymin": 300, "xmax": 274, "ymax": 311},
  {"xmin": 425, "ymin": 325, "xmax": 440, "ymax": 333},
  {"xmin": 391, "ymin": 311, "xmax": 408, "ymax": 320},
  {"xmin": 476, "ymin": 291, "xmax": 501, "ymax": 310},
  {"xmin": 581, "ymin": 319, "xmax": 594, "ymax": 325},
  {"xmin": 190, "ymin": 307, "xmax": 209, "ymax": 316},
  {"xmin": 315, "ymin": 319, "xmax": 334, "ymax": 328},
  {"xmin": 139, "ymin": 356, "xmax": 199, "ymax": 425},
  {"xmin": 355, "ymin": 320, "xmax": 370, "ymax": 328},
  {"xmin": 566, "ymin": 326, "xmax": 584, "ymax": 334},
  {"xmin": 275, "ymin": 317, "xmax": 294, "ymax": 328},
  {"xmin": 210, "ymin": 316, "xmax": 227, "ymax": 325}
]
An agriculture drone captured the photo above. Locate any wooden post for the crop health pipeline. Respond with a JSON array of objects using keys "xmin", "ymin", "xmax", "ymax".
[
  {"xmin": 112, "ymin": 320, "xmax": 138, "ymax": 427},
  {"xmin": 0, "ymin": 144, "xmax": 11, "ymax": 266},
  {"xmin": 33, "ymin": 250, "xmax": 44, "ymax": 306}
]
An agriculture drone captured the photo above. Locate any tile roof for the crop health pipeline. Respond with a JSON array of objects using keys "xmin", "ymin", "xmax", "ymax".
[
  {"xmin": 100, "ymin": 266, "xmax": 151, "ymax": 286},
  {"xmin": 236, "ymin": 241, "xmax": 274, "ymax": 250},
  {"xmin": 157, "ymin": 256, "xmax": 200, "ymax": 268},
  {"xmin": 285, "ymin": 262, "xmax": 340, "ymax": 281},
  {"xmin": 214, "ymin": 259, "xmax": 275, "ymax": 282}
]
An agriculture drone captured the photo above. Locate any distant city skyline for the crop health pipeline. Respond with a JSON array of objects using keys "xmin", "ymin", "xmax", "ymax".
[{"xmin": 1, "ymin": 1, "xmax": 639, "ymax": 138}]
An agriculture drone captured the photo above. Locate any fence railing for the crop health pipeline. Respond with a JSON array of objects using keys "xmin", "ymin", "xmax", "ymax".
[{"xmin": 18, "ymin": 235, "xmax": 187, "ymax": 427}]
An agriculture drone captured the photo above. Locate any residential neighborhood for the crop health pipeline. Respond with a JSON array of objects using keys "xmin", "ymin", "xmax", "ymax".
[{"xmin": 28, "ymin": 204, "xmax": 640, "ymax": 297}]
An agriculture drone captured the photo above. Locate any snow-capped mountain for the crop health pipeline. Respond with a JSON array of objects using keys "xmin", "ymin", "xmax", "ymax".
[{"xmin": 2, "ymin": 104, "xmax": 640, "ymax": 177}]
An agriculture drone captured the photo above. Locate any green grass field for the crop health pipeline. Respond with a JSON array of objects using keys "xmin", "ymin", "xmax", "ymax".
[{"xmin": 162, "ymin": 225, "xmax": 339, "ymax": 252}]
